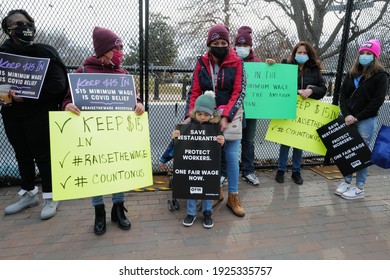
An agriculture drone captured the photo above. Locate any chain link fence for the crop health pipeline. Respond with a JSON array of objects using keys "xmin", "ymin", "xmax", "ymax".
[{"xmin": 1, "ymin": 0, "xmax": 389, "ymax": 185}]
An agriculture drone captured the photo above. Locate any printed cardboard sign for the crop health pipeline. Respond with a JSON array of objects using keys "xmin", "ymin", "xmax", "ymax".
[
  {"xmin": 317, "ymin": 116, "xmax": 372, "ymax": 176},
  {"xmin": 0, "ymin": 52, "xmax": 49, "ymax": 99},
  {"xmin": 172, "ymin": 124, "xmax": 221, "ymax": 200},
  {"xmin": 68, "ymin": 73, "xmax": 137, "ymax": 111}
]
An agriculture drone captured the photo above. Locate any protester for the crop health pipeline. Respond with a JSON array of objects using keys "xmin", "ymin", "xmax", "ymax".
[
  {"xmin": 170, "ymin": 91, "xmax": 224, "ymax": 228},
  {"xmin": 233, "ymin": 26, "xmax": 275, "ymax": 186},
  {"xmin": 62, "ymin": 26, "xmax": 145, "ymax": 235},
  {"xmin": 275, "ymin": 41, "xmax": 327, "ymax": 185},
  {"xmin": 185, "ymin": 23, "xmax": 246, "ymax": 217},
  {"xmin": 336, "ymin": 39, "xmax": 389, "ymax": 199},
  {"xmin": 1, "ymin": 10, "xmax": 68, "ymax": 220}
]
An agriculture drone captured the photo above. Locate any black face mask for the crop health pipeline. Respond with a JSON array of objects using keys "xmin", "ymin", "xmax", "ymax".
[
  {"xmin": 210, "ymin": 46, "xmax": 229, "ymax": 60},
  {"xmin": 9, "ymin": 25, "xmax": 36, "ymax": 44}
]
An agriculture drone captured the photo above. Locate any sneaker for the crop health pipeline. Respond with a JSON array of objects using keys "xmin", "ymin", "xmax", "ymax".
[
  {"xmin": 182, "ymin": 214, "xmax": 196, "ymax": 227},
  {"xmin": 275, "ymin": 170, "xmax": 285, "ymax": 183},
  {"xmin": 291, "ymin": 171, "xmax": 303, "ymax": 185},
  {"xmin": 220, "ymin": 176, "xmax": 227, "ymax": 186},
  {"xmin": 341, "ymin": 186, "xmax": 364, "ymax": 200},
  {"xmin": 242, "ymin": 173, "xmax": 260, "ymax": 186},
  {"xmin": 203, "ymin": 212, "xmax": 213, "ymax": 228},
  {"xmin": 335, "ymin": 182, "xmax": 351, "ymax": 196},
  {"xmin": 40, "ymin": 199, "xmax": 59, "ymax": 220},
  {"xmin": 5, "ymin": 192, "xmax": 39, "ymax": 215}
]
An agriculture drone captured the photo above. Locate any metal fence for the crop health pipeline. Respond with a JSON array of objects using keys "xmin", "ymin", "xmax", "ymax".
[{"xmin": 1, "ymin": 0, "xmax": 389, "ymax": 184}]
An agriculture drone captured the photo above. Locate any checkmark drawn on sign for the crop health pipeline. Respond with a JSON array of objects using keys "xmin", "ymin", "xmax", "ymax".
[
  {"xmin": 55, "ymin": 118, "xmax": 72, "ymax": 133},
  {"xmin": 60, "ymin": 176, "xmax": 72, "ymax": 189},
  {"xmin": 59, "ymin": 151, "xmax": 71, "ymax": 168}
]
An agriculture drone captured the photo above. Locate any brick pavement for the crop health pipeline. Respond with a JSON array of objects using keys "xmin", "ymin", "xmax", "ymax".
[{"xmin": 1, "ymin": 166, "xmax": 390, "ymax": 260}]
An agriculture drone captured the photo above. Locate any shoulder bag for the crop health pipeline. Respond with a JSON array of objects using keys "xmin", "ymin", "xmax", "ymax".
[{"xmin": 370, "ymin": 125, "xmax": 390, "ymax": 168}]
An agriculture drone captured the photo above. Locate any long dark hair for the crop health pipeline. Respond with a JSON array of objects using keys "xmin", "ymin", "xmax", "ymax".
[
  {"xmin": 1, "ymin": 9, "xmax": 35, "ymax": 36},
  {"xmin": 287, "ymin": 41, "xmax": 323, "ymax": 70}
]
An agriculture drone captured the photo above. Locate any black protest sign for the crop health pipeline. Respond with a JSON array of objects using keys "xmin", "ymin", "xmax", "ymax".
[
  {"xmin": 68, "ymin": 73, "xmax": 137, "ymax": 111},
  {"xmin": 317, "ymin": 116, "xmax": 372, "ymax": 176},
  {"xmin": 172, "ymin": 124, "xmax": 221, "ymax": 200},
  {"xmin": 0, "ymin": 52, "xmax": 49, "ymax": 99}
]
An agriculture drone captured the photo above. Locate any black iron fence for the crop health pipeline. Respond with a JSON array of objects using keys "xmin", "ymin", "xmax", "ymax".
[{"xmin": 1, "ymin": 0, "xmax": 389, "ymax": 184}]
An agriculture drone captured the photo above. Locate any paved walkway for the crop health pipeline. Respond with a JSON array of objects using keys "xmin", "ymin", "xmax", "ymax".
[{"xmin": 1, "ymin": 166, "xmax": 390, "ymax": 260}]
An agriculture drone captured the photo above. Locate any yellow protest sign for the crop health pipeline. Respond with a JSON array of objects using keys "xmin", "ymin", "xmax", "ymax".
[
  {"xmin": 265, "ymin": 96, "xmax": 340, "ymax": 155},
  {"xmin": 49, "ymin": 111, "xmax": 153, "ymax": 200}
]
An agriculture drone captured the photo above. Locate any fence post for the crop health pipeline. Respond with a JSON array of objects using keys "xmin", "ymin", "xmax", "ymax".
[
  {"xmin": 153, "ymin": 75, "xmax": 160, "ymax": 100},
  {"xmin": 181, "ymin": 75, "xmax": 189, "ymax": 100}
]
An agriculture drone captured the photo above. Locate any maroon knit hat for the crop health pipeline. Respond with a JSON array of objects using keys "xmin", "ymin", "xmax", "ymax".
[
  {"xmin": 92, "ymin": 26, "xmax": 123, "ymax": 58},
  {"xmin": 234, "ymin": 26, "xmax": 253, "ymax": 46},
  {"xmin": 207, "ymin": 24, "xmax": 230, "ymax": 46}
]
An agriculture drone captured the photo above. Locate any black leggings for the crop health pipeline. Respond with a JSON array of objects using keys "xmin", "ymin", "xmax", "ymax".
[{"xmin": 2, "ymin": 111, "xmax": 52, "ymax": 193}]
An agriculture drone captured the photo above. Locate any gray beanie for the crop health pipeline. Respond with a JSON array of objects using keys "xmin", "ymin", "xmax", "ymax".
[{"xmin": 194, "ymin": 91, "xmax": 216, "ymax": 115}]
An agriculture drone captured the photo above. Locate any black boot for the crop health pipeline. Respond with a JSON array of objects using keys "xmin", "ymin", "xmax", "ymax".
[
  {"xmin": 94, "ymin": 204, "xmax": 106, "ymax": 235},
  {"xmin": 111, "ymin": 202, "xmax": 131, "ymax": 230},
  {"xmin": 291, "ymin": 171, "xmax": 303, "ymax": 185},
  {"xmin": 275, "ymin": 170, "xmax": 285, "ymax": 183}
]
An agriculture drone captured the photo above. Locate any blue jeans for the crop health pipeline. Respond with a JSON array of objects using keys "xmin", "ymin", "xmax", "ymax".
[
  {"xmin": 92, "ymin": 192, "xmax": 125, "ymax": 207},
  {"xmin": 344, "ymin": 117, "xmax": 378, "ymax": 186},
  {"xmin": 277, "ymin": 144, "xmax": 303, "ymax": 172},
  {"xmin": 187, "ymin": 199, "xmax": 212, "ymax": 215},
  {"xmin": 241, "ymin": 118, "xmax": 257, "ymax": 176},
  {"xmin": 223, "ymin": 140, "xmax": 241, "ymax": 193}
]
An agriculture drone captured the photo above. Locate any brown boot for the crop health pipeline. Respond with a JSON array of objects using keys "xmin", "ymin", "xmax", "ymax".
[
  {"xmin": 227, "ymin": 192, "xmax": 245, "ymax": 217},
  {"xmin": 212, "ymin": 187, "xmax": 224, "ymax": 208}
]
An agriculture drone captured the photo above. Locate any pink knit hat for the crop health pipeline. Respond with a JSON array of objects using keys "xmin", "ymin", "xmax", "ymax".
[
  {"xmin": 234, "ymin": 26, "xmax": 253, "ymax": 46},
  {"xmin": 359, "ymin": 39, "xmax": 381, "ymax": 58},
  {"xmin": 207, "ymin": 24, "xmax": 230, "ymax": 46},
  {"xmin": 93, "ymin": 26, "xmax": 123, "ymax": 58}
]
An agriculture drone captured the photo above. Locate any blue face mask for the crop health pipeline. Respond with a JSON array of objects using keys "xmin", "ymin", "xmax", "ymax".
[
  {"xmin": 295, "ymin": 54, "xmax": 309, "ymax": 64},
  {"xmin": 358, "ymin": 54, "xmax": 374, "ymax": 66}
]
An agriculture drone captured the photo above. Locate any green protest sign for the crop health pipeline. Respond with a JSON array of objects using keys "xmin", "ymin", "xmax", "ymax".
[{"xmin": 244, "ymin": 62, "xmax": 298, "ymax": 119}]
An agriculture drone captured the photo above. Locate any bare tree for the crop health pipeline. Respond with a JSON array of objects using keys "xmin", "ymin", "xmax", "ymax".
[
  {"xmin": 258, "ymin": 0, "xmax": 389, "ymax": 59},
  {"xmin": 178, "ymin": 0, "xmax": 252, "ymax": 36},
  {"xmin": 177, "ymin": 0, "xmax": 389, "ymax": 62}
]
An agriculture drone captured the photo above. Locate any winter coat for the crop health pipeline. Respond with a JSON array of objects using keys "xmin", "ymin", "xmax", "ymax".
[
  {"xmin": 339, "ymin": 70, "xmax": 389, "ymax": 121},
  {"xmin": 185, "ymin": 46, "xmax": 245, "ymax": 122},
  {"xmin": 287, "ymin": 58, "xmax": 327, "ymax": 100}
]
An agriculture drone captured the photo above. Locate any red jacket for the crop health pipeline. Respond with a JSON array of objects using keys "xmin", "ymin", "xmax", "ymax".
[{"xmin": 185, "ymin": 46, "xmax": 246, "ymax": 122}]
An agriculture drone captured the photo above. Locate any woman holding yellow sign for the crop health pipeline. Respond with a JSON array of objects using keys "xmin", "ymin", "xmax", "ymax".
[
  {"xmin": 62, "ymin": 27, "xmax": 145, "ymax": 235},
  {"xmin": 275, "ymin": 41, "xmax": 327, "ymax": 185}
]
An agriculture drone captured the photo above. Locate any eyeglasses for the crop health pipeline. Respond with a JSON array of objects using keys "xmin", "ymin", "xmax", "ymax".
[{"xmin": 8, "ymin": 21, "xmax": 34, "ymax": 29}]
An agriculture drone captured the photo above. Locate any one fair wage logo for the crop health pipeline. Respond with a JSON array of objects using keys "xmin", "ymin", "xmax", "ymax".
[{"xmin": 190, "ymin": 187, "xmax": 203, "ymax": 194}]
